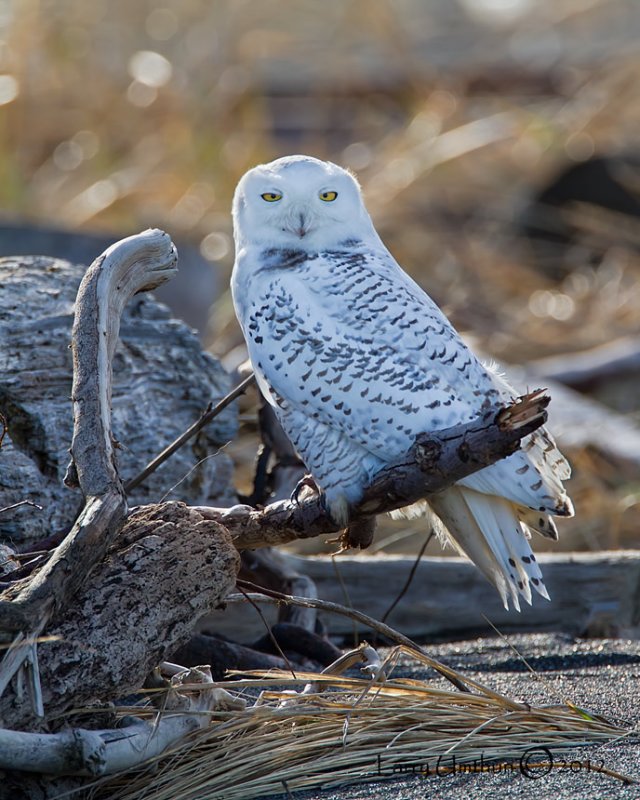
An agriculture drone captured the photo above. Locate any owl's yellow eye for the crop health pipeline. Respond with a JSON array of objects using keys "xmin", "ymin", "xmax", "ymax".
[
  {"xmin": 261, "ymin": 192, "xmax": 282, "ymax": 202},
  {"xmin": 319, "ymin": 190, "xmax": 338, "ymax": 202}
]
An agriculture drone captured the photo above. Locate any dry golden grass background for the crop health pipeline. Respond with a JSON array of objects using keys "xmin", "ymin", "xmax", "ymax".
[{"xmin": 1, "ymin": 0, "xmax": 639, "ymax": 554}]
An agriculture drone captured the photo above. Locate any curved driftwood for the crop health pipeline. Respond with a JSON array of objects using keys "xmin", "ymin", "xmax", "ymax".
[
  {"xmin": 66, "ymin": 231, "xmax": 179, "ymax": 496},
  {"xmin": 0, "ymin": 231, "xmax": 178, "ymax": 632},
  {"xmin": 0, "ymin": 233, "xmax": 179, "ymax": 726},
  {"xmin": 0, "ymin": 231, "xmax": 240, "ymax": 736}
]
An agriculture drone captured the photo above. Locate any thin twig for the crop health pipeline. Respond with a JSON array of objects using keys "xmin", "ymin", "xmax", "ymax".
[
  {"xmin": 233, "ymin": 581, "xmax": 472, "ymax": 694},
  {"xmin": 124, "ymin": 374, "xmax": 255, "ymax": 493},
  {"xmin": 331, "ymin": 556, "xmax": 358, "ymax": 648},
  {"xmin": 0, "ymin": 500, "xmax": 43, "ymax": 517},
  {"xmin": 236, "ymin": 584, "xmax": 297, "ymax": 680},
  {"xmin": 379, "ymin": 530, "xmax": 434, "ymax": 628},
  {"xmin": 480, "ymin": 613, "xmax": 564, "ymax": 703}
]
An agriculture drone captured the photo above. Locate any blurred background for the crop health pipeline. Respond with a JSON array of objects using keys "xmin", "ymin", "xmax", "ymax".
[{"xmin": 1, "ymin": 0, "xmax": 639, "ymax": 554}]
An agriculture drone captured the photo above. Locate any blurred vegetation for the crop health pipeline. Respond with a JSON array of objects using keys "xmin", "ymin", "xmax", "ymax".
[{"xmin": 1, "ymin": 0, "xmax": 639, "ymax": 554}]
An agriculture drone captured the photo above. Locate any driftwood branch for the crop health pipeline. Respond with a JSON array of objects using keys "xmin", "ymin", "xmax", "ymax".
[
  {"xmin": 195, "ymin": 389, "xmax": 550, "ymax": 550},
  {"xmin": 0, "ymin": 231, "xmax": 178, "ymax": 634},
  {"xmin": 0, "ymin": 231, "xmax": 180, "ymax": 721},
  {"xmin": 0, "ymin": 503, "xmax": 239, "ymax": 730},
  {"xmin": 0, "ymin": 665, "xmax": 244, "ymax": 777},
  {"xmin": 65, "ymin": 229, "xmax": 178, "ymax": 496}
]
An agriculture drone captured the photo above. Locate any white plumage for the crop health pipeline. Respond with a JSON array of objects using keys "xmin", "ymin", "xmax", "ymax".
[{"xmin": 231, "ymin": 155, "xmax": 574, "ymax": 610}]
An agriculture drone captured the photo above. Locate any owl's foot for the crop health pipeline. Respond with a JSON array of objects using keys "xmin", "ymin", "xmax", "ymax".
[
  {"xmin": 328, "ymin": 517, "xmax": 377, "ymax": 553},
  {"xmin": 290, "ymin": 474, "xmax": 320, "ymax": 506}
]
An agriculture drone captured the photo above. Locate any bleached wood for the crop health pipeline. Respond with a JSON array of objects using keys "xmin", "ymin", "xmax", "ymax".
[
  {"xmin": 527, "ymin": 335, "xmax": 640, "ymax": 390},
  {"xmin": 67, "ymin": 229, "xmax": 178, "ymax": 496},
  {"xmin": 0, "ymin": 232, "xmax": 178, "ymax": 638},
  {"xmin": 0, "ymin": 231, "xmax": 182, "ymax": 722},
  {"xmin": 0, "ymin": 666, "xmax": 244, "ymax": 776}
]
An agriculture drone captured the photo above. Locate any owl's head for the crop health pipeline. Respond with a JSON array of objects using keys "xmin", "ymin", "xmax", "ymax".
[{"xmin": 232, "ymin": 155, "xmax": 377, "ymax": 250}]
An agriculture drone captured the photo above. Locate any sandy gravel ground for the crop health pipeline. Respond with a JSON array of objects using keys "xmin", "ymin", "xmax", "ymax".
[{"xmin": 277, "ymin": 633, "xmax": 640, "ymax": 800}]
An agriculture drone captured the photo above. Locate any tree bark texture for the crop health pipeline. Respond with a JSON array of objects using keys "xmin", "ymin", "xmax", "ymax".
[
  {"xmin": 0, "ymin": 502, "xmax": 239, "ymax": 731},
  {"xmin": 0, "ymin": 255, "xmax": 237, "ymax": 549}
]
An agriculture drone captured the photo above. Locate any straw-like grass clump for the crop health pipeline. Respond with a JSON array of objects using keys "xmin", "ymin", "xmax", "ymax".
[{"xmin": 97, "ymin": 644, "xmax": 635, "ymax": 799}]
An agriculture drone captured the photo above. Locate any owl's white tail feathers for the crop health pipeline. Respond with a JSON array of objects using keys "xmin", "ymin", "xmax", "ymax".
[{"xmin": 428, "ymin": 486, "xmax": 549, "ymax": 611}]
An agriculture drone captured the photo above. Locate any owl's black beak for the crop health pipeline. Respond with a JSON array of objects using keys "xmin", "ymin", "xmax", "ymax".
[{"xmin": 295, "ymin": 212, "xmax": 310, "ymax": 238}]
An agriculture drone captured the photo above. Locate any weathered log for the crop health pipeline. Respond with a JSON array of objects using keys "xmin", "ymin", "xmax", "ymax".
[
  {"xmin": 248, "ymin": 623, "xmax": 343, "ymax": 666},
  {"xmin": 171, "ymin": 632, "xmax": 291, "ymax": 679},
  {"xmin": 0, "ymin": 503, "xmax": 239, "ymax": 731},
  {"xmin": 206, "ymin": 550, "xmax": 640, "ymax": 642},
  {"xmin": 0, "ymin": 231, "xmax": 178, "ymax": 636},
  {"xmin": 195, "ymin": 389, "xmax": 550, "ymax": 550},
  {"xmin": 0, "ymin": 250, "xmax": 237, "ymax": 550},
  {"xmin": 0, "ymin": 232, "xmax": 240, "ymax": 736},
  {"xmin": 0, "ymin": 233, "xmax": 186, "ymax": 720},
  {"xmin": 240, "ymin": 547, "xmax": 319, "ymax": 631},
  {"xmin": 0, "ymin": 665, "xmax": 244, "ymax": 777}
]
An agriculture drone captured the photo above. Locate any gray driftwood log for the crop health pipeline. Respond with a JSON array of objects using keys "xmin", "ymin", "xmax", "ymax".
[
  {"xmin": 0, "ymin": 232, "xmax": 241, "ymax": 738},
  {"xmin": 0, "ymin": 669, "xmax": 243, "ymax": 777},
  {"xmin": 0, "ymin": 251, "xmax": 237, "ymax": 550},
  {"xmin": 207, "ymin": 550, "xmax": 640, "ymax": 642}
]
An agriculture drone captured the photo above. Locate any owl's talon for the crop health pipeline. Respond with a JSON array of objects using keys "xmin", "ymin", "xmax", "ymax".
[{"xmin": 290, "ymin": 474, "xmax": 319, "ymax": 506}]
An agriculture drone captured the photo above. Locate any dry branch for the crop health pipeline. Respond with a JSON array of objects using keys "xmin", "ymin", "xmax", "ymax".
[
  {"xmin": 0, "ymin": 666, "xmax": 244, "ymax": 777},
  {"xmin": 124, "ymin": 373, "xmax": 255, "ymax": 493},
  {"xmin": 195, "ymin": 389, "xmax": 550, "ymax": 550},
  {"xmin": 229, "ymin": 587, "xmax": 474, "ymax": 694},
  {"xmin": 0, "ymin": 230, "xmax": 178, "ymax": 634}
]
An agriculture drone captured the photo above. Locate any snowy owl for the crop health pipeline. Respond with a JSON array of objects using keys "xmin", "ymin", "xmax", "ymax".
[{"xmin": 231, "ymin": 155, "xmax": 573, "ymax": 610}]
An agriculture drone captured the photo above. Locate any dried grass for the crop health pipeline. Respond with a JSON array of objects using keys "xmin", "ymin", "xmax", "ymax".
[{"xmin": 94, "ymin": 645, "xmax": 634, "ymax": 800}]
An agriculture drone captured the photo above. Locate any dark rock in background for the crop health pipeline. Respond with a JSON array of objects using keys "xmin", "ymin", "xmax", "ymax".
[{"xmin": 519, "ymin": 154, "xmax": 640, "ymax": 279}]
